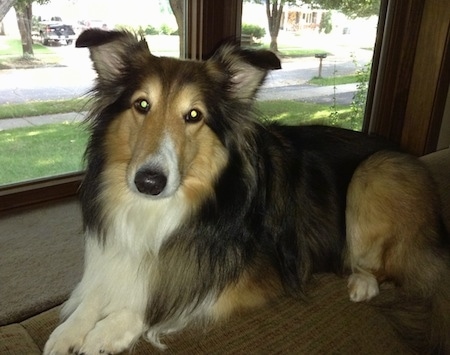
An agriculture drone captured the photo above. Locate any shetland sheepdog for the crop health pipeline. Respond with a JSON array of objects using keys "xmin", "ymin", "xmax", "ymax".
[{"xmin": 44, "ymin": 29, "xmax": 450, "ymax": 354}]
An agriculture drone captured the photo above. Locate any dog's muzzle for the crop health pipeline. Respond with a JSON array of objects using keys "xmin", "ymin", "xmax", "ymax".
[{"xmin": 134, "ymin": 167, "xmax": 167, "ymax": 196}]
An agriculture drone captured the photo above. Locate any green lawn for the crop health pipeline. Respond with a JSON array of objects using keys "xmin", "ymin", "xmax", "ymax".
[
  {"xmin": 0, "ymin": 38, "xmax": 62, "ymax": 69},
  {"xmin": 0, "ymin": 38, "xmax": 54, "ymax": 56},
  {"xmin": 0, "ymin": 100, "xmax": 359, "ymax": 186},
  {"xmin": 0, "ymin": 98, "xmax": 89, "ymax": 119},
  {"xmin": 257, "ymin": 100, "xmax": 354, "ymax": 126},
  {"xmin": 0, "ymin": 35, "xmax": 363, "ymax": 186},
  {"xmin": 308, "ymin": 74, "xmax": 359, "ymax": 86},
  {"xmin": 0, "ymin": 121, "xmax": 87, "ymax": 185},
  {"xmin": 277, "ymin": 48, "xmax": 331, "ymax": 58}
]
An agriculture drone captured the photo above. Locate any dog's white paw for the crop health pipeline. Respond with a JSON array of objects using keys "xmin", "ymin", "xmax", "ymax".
[
  {"xmin": 347, "ymin": 273, "xmax": 379, "ymax": 302},
  {"xmin": 43, "ymin": 321, "xmax": 89, "ymax": 355},
  {"xmin": 79, "ymin": 311, "xmax": 144, "ymax": 355}
]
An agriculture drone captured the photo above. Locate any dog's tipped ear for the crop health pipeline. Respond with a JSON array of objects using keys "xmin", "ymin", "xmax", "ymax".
[
  {"xmin": 239, "ymin": 48, "xmax": 281, "ymax": 71},
  {"xmin": 76, "ymin": 29, "xmax": 150, "ymax": 82},
  {"xmin": 76, "ymin": 28, "xmax": 128, "ymax": 48},
  {"xmin": 209, "ymin": 45, "xmax": 281, "ymax": 101}
]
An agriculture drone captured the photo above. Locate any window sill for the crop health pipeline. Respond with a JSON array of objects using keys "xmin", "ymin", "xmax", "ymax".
[{"xmin": 0, "ymin": 173, "xmax": 83, "ymax": 213}]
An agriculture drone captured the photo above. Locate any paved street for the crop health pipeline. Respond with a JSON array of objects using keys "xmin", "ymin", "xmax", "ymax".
[
  {"xmin": 0, "ymin": 65, "xmax": 95, "ymax": 105},
  {"xmin": 0, "ymin": 59, "xmax": 357, "ymax": 105},
  {"xmin": 0, "ymin": 38, "xmax": 371, "ymax": 105},
  {"xmin": 0, "ymin": 39, "xmax": 370, "ymax": 130}
]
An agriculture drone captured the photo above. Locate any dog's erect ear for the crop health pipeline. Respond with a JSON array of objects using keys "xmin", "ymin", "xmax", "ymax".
[
  {"xmin": 209, "ymin": 45, "xmax": 281, "ymax": 101},
  {"xmin": 76, "ymin": 29, "xmax": 150, "ymax": 82}
]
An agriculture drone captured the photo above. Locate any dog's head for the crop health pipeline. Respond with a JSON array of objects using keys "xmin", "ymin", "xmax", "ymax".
[{"xmin": 77, "ymin": 29, "xmax": 280, "ymax": 205}]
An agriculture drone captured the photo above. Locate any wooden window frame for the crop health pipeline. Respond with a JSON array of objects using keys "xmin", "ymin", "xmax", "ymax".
[
  {"xmin": 187, "ymin": 0, "xmax": 242, "ymax": 60},
  {"xmin": 368, "ymin": 0, "xmax": 450, "ymax": 156},
  {"xmin": 0, "ymin": 173, "xmax": 83, "ymax": 211},
  {"xmin": 1, "ymin": 0, "xmax": 448, "ymax": 212}
]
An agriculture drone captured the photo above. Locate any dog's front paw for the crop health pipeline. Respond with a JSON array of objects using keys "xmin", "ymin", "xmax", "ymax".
[
  {"xmin": 79, "ymin": 310, "xmax": 144, "ymax": 355},
  {"xmin": 347, "ymin": 273, "xmax": 379, "ymax": 302},
  {"xmin": 44, "ymin": 321, "xmax": 88, "ymax": 355}
]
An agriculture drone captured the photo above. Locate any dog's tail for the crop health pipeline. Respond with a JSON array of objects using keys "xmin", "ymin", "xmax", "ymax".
[{"xmin": 374, "ymin": 252, "xmax": 450, "ymax": 354}]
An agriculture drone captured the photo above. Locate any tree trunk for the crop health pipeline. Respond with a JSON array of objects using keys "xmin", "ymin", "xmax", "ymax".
[
  {"xmin": 265, "ymin": 0, "xmax": 283, "ymax": 52},
  {"xmin": 14, "ymin": 4, "xmax": 34, "ymax": 58},
  {"xmin": 169, "ymin": 0, "xmax": 184, "ymax": 57},
  {"xmin": 0, "ymin": 0, "xmax": 15, "ymax": 22}
]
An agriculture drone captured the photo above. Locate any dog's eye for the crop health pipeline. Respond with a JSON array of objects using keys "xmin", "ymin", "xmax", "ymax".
[
  {"xmin": 185, "ymin": 109, "xmax": 202, "ymax": 123},
  {"xmin": 134, "ymin": 99, "xmax": 151, "ymax": 113}
]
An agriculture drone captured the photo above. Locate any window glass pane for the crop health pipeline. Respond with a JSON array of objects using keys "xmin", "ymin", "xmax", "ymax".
[
  {"xmin": 0, "ymin": 0, "xmax": 184, "ymax": 187},
  {"xmin": 242, "ymin": 2, "xmax": 380, "ymax": 131}
]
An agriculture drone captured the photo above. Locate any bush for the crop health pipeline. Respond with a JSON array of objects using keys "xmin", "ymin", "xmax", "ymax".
[
  {"xmin": 242, "ymin": 24, "xmax": 266, "ymax": 39},
  {"xmin": 144, "ymin": 25, "xmax": 159, "ymax": 35},
  {"xmin": 160, "ymin": 24, "xmax": 175, "ymax": 35},
  {"xmin": 114, "ymin": 24, "xmax": 146, "ymax": 36},
  {"xmin": 319, "ymin": 11, "xmax": 332, "ymax": 34}
]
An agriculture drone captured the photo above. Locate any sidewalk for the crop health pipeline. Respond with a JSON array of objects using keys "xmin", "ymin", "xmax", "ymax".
[
  {"xmin": 0, "ymin": 111, "xmax": 86, "ymax": 130},
  {"xmin": 0, "ymin": 84, "xmax": 357, "ymax": 130},
  {"xmin": 258, "ymin": 83, "xmax": 357, "ymax": 103}
]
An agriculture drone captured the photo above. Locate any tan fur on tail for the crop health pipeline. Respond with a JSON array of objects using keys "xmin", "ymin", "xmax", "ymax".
[{"xmin": 346, "ymin": 150, "xmax": 450, "ymax": 353}]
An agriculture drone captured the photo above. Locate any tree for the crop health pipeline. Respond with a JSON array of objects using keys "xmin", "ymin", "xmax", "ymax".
[
  {"xmin": 319, "ymin": 10, "xmax": 332, "ymax": 34},
  {"xmin": 260, "ymin": 0, "xmax": 380, "ymax": 51},
  {"xmin": 246, "ymin": 1, "xmax": 297, "ymax": 52},
  {"xmin": 265, "ymin": 0, "xmax": 284, "ymax": 52},
  {"xmin": 0, "ymin": 0, "xmax": 16, "ymax": 22},
  {"xmin": 11, "ymin": 0, "xmax": 49, "ymax": 58},
  {"xmin": 169, "ymin": 0, "xmax": 184, "ymax": 56},
  {"xmin": 246, "ymin": 0, "xmax": 298, "ymax": 52},
  {"xmin": 170, "ymin": 0, "xmax": 380, "ymax": 56},
  {"xmin": 14, "ymin": 0, "xmax": 34, "ymax": 57},
  {"xmin": 302, "ymin": 0, "xmax": 380, "ymax": 19}
]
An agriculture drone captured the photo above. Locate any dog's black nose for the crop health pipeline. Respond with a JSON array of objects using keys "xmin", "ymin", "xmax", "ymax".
[{"xmin": 134, "ymin": 168, "xmax": 167, "ymax": 196}]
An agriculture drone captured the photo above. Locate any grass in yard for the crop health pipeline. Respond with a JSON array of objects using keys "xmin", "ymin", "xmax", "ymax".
[
  {"xmin": 0, "ymin": 38, "xmax": 54, "ymax": 56},
  {"xmin": 308, "ymin": 74, "xmax": 358, "ymax": 86},
  {"xmin": 0, "ymin": 121, "xmax": 88, "ymax": 185},
  {"xmin": 278, "ymin": 48, "xmax": 330, "ymax": 58},
  {"xmin": 0, "ymin": 98, "xmax": 89, "ymax": 119},
  {"xmin": 0, "ymin": 100, "xmax": 360, "ymax": 186},
  {"xmin": 256, "ymin": 100, "xmax": 356, "ymax": 128},
  {"xmin": 257, "ymin": 45, "xmax": 330, "ymax": 58},
  {"xmin": 0, "ymin": 38, "xmax": 62, "ymax": 69}
]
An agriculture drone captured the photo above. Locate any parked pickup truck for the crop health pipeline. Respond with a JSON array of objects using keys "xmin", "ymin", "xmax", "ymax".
[{"xmin": 34, "ymin": 16, "xmax": 77, "ymax": 45}]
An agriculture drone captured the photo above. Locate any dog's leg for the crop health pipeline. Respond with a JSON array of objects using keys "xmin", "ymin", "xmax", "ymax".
[
  {"xmin": 45, "ymin": 305, "xmax": 145, "ymax": 355},
  {"xmin": 345, "ymin": 221, "xmax": 383, "ymax": 302},
  {"xmin": 345, "ymin": 150, "xmax": 445, "ymax": 303},
  {"xmin": 345, "ymin": 153, "xmax": 393, "ymax": 303},
  {"xmin": 44, "ymin": 237, "xmax": 149, "ymax": 354},
  {"xmin": 44, "ymin": 291, "xmax": 102, "ymax": 354},
  {"xmin": 79, "ymin": 310, "xmax": 145, "ymax": 354},
  {"xmin": 44, "ymin": 238, "xmax": 106, "ymax": 354}
]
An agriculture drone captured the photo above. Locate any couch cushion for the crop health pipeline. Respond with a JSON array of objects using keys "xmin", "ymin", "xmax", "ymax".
[
  {"xmin": 0, "ymin": 323, "xmax": 41, "ymax": 354},
  {"xmin": 0, "ymin": 198, "xmax": 83, "ymax": 326},
  {"xmin": 7, "ymin": 274, "xmax": 412, "ymax": 354}
]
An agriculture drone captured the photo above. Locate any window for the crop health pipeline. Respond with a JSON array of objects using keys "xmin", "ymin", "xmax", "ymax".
[
  {"xmin": 242, "ymin": 2, "xmax": 380, "ymax": 131},
  {"xmin": 0, "ymin": 0, "xmax": 186, "ymax": 210},
  {"xmin": 369, "ymin": 0, "xmax": 450, "ymax": 156},
  {"xmin": 0, "ymin": 0, "xmax": 449, "ymax": 211}
]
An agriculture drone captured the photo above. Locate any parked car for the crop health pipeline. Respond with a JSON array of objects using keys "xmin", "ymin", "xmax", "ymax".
[
  {"xmin": 33, "ymin": 16, "xmax": 77, "ymax": 45},
  {"xmin": 75, "ymin": 19, "xmax": 109, "ymax": 35}
]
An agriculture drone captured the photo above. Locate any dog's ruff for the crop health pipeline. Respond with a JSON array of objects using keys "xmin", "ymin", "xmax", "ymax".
[{"xmin": 44, "ymin": 29, "xmax": 450, "ymax": 355}]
